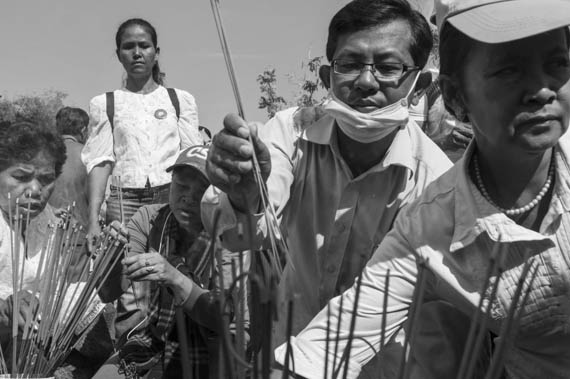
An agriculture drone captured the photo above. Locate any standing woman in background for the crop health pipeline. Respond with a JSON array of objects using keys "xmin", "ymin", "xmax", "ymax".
[{"xmin": 82, "ymin": 18, "xmax": 203, "ymax": 250}]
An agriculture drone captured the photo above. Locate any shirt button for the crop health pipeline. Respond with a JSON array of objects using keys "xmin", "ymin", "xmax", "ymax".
[
  {"xmin": 337, "ymin": 224, "xmax": 346, "ymax": 233},
  {"xmin": 327, "ymin": 265, "xmax": 336, "ymax": 274}
]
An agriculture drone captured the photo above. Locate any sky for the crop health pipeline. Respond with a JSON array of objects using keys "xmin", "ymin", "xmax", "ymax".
[
  {"xmin": 0, "ymin": 0, "xmax": 345, "ymax": 133},
  {"xmin": 0, "ymin": 0, "xmax": 433, "ymax": 133}
]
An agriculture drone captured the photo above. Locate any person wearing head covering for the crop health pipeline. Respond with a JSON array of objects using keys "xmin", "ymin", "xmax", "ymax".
[
  {"xmin": 94, "ymin": 146, "xmax": 247, "ymax": 379},
  {"xmin": 274, "ymin": 0, "xmax": 570, "ymax": 378}
]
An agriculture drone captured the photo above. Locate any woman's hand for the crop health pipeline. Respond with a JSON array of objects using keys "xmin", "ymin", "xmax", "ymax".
[
  {"xmin": 448, "ymin": 121, "xmax": 473, "ymax": 149},
  {"xmin": 122, "ymin": 249, "xmax": 180, "ymax": 286},
  {"xmin": 122, "ymin": 249, "xmax": 195, "ymax": 305},
  {"xmin": 86, "ymin": 221, "xmax": 102, "ymax": 254}
]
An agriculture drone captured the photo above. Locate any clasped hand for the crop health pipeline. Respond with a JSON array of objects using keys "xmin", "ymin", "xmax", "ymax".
[{"xmin": 122, "ymin": 249, "xmax": 177, "ymax": 286}]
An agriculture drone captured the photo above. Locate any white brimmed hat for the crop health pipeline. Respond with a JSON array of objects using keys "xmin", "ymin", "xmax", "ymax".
[{"xmin": 434, "ymin": 0, "xmax": 570, "ymax": 43}]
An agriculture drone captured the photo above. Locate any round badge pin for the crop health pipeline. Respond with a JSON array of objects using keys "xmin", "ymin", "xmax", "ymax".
[{"xmin": 154, "ymin": 109, "xmax": 167, "ymax": 120}]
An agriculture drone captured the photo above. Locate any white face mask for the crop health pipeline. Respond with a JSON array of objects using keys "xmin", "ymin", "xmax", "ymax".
[{"xmin": 322, "ymin": 72, "xmax": 420, "ymax": 143}]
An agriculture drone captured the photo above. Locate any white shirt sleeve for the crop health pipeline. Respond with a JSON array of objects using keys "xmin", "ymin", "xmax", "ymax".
[
  {"xmin": 81, "ymin": 94, "xmax": 115, "ymax": 173},
  {"xmin": 274, "ymin": 213, "xmax": 421, "ymax": 379},
  {"xmin": 176, "ymin": 89, "xmax": 202, "ymax": 148}
]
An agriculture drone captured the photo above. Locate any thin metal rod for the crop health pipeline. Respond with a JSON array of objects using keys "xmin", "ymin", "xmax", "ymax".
[
  {"xmin": 210, "ymin": 0, "xmax": 246, "ymax": 120},
  {"xmin": 380, "ymin": 269, "xmax": 391, "ymax": 350}
]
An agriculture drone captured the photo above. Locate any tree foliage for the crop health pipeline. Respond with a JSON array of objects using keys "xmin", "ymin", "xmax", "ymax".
[
  {"xmin": 0, "ymin": 90, "xmax": 67, "ymax": 130},
  {"xmin": 257, "ymin": 68, "xmax": 287, "ymax": 119},
  {"xmin": 293, "ymin": 56, "xmax": 327, "ymax": 108},
  {"xmin": 257, "ymin": 56, "xmax": 328, "ymax": 119}
]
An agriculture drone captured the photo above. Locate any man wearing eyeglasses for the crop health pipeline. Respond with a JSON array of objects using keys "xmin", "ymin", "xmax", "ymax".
[{"xmin": 204, "ymin": 0, "xmax": 451, "ymax": 375}]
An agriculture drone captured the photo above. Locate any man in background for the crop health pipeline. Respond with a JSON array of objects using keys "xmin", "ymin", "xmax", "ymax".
[{"xmin": 49, "ymin": 106, "xmax": 90, "ymax": 232}]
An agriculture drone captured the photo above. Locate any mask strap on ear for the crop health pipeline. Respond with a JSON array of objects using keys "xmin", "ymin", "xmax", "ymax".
[{"xmin": 402, "ymin": 72, "xmax": 422, "ymax": 107}]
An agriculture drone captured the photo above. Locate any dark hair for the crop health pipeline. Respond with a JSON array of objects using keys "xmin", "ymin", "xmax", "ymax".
[
  {"xmin": 439, "ymin": 24, "xmax": 475, "ymax": 83},
  {"xmin": 437, "ymin": 24, "xmax": 474, "ymax": 119},
  {"xmin": 0, "ymin": 121, "xmax": 66, "ymax": 177},
  {"xmin": 326, "ymin": 0, "xmax": 433, "ymax": 68},
  {"xmin": 115, "ymin": 18, "xmax": 164, "ymax": 85},
  {"xmin": 55, "ymin": 107, "xmax": 89, "ymax": 137}
]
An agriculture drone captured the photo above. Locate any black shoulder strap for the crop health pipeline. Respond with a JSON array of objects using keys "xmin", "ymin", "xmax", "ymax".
[
  {"xmin": 166, "ymin": 88, "xmax": 180, "ymax": 120},
  {"xmin": 199, "ymin": 126, "xmax": 212, "ymax": 141},
  {"xmin": 106, "ymin": 88, "xmax": 179, "ymax": 130},
  {"xmin": 106, "ymin": 91, "xmax": 115, "ymax": 130}
]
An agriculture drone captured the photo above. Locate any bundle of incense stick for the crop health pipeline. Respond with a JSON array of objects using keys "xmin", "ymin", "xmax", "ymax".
[
  {"xmin": 210, "ymin": 0, "xmax": 291, "ymax": 277},
  {"xmin": 239, "ymin": 248, "xmax": 535, "ymax": 379},
  {"xmin": 2, "ymin": 201, "xmax": 128, "ymax": 377}
]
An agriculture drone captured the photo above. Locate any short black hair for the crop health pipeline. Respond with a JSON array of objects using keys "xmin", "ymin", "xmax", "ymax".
[
  {"xmin": 0, "ymin": 121, "xmax": 66, "ymax": 177},
  {"xmin": 55, "ymin": 106, "xmax": 89, "ymax": 136},
  {"xmin": 326, "ymin": 0, "xmax": 433, "ymax": 68}
]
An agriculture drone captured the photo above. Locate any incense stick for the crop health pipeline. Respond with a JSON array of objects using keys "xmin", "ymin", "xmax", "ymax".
[
  {"xmin": 282, "ymin": 299, "xmax": 295, "ymax": 379},
  {"xmin": 339, "ymin": 272, "xmax": 364, "ymax": 379},
  {"xmin": 211, "ymin": 0, "xmax": 291, "ymax": 279},
  {"xmin": 324, "ymin": 302, "xmax": 332, "ymax": 379},
  {"xmin": 6, "ymin": 215, "xmax": 129, "ymax": 376},
  {"xmin": 399, "ymin": 259, "xmax": 428, "ymax": 379},
  {"xmin": 457, "ymin": 242, "xmax": 504, "ymax": 379},
  {"xmin": 485, "ymin": 258, "xmax": 538, "ymax": 379},
  {"xmin": 380, "ymin": 269, "xmax": 391, "ymax": 350},
  {"xmin": 11, "ymin": 201, "xmax": 21, "ymax": 374},
  {"xmin": 331, "ymin": 292, "xmax": 345, "ymax": 377}
]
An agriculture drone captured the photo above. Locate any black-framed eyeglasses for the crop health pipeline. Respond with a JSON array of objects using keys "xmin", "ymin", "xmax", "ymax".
[{"xmin": 332, "ymin": 59, "xmax": 420, "ymax": 81}]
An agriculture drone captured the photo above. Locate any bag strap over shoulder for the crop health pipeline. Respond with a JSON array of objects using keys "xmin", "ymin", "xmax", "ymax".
[
  {"xmin": 106, "ymin": 91, "xmax": 115, "ymax": 130},
  {"xmin": 166, "ymin": 88, "xmax": 180, "ymax": 120},
  {"xmin": 105, "ymin": 88, "xmax": 180, "ymax": 131}
]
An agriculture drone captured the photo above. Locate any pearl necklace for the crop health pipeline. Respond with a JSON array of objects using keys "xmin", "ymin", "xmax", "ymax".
[{"xmin": 473, "ymin": 153, "xmax": 555, "ymax": 216}]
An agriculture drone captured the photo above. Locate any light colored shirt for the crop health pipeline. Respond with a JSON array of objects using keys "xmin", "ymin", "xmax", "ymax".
[
  {"xmin": 49, "ymin": 136, "xmax": 89, "ymax": 229},
  {"xmin": 0, "ymin": 205, "xmax": 87, "ymax": 304},
  {"xmin": 202, "ymin": 106, "xmax": 452, "ymax": 346},
  {"xmin": 0, "ymin": 212, "xmax": 43, "ymax": 298},
  {"xmin": 81, "ymin": 86, "xmax": 202, "ymax": 188},
  {"xmin": 275, "ymin": 134, "xmax": 570, "ymax": 379}
]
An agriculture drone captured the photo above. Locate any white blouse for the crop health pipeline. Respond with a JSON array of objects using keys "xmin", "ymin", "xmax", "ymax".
[{"xmin": 81, "ymin": 86, "xmax": 202, "ymax": 188}]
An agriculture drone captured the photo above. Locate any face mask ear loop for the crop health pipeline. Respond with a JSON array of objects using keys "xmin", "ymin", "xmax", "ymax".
[{"xmin": 402, "ymin": 72, "xmax": 422, "ymax": 107}]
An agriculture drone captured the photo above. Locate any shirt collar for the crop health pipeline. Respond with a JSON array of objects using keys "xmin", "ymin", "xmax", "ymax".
[
  {"xmin": 448, "ymin": 139, "xmax": 570, "ymax": 252},
  {"xmin": 552, "ymin": 131, "xmax": 570, "ymax": 212},
  {"xmin": 62, "ymin": 135, "xmax": 79, "ymax": 143},
  {"xmin": 298, "ymin": 109, "xmax": 417, "ymax": 175}
]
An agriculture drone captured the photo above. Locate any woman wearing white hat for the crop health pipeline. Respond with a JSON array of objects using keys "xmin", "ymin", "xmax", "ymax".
[{"xmin": 274, "ymin": 0, "xmax": 570, "ymax": 378}]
